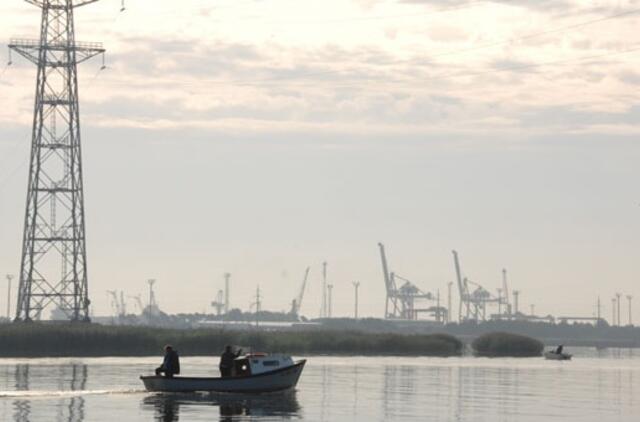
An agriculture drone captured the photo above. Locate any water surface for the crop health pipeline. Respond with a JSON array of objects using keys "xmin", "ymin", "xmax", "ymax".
[{"xmin": 0, "ymin": 348, "xmax": 638, "ymax": 421}]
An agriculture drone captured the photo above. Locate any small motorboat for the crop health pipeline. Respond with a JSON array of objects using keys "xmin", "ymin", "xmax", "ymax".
[
  {"xmin": 544, "ymin": 351, "xmax": 572, "ymax": 360},
  {"xmin": 141, "ymin": 353, "xmax": 306, "ymax": 393}
]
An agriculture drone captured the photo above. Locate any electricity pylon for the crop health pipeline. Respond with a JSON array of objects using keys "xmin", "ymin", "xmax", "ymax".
[{"xmin": 9, "ymin": 0, "xmax": 105, "ymax": 321}]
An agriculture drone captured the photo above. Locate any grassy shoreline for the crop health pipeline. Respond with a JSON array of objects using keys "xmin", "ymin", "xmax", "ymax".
[
  {"xmin": 472, "ymin": 332, "xmax": 544, "ymax": 357},
  {"xmin": 0, "ymin": 324, "xmax": 464, "ymax": 358}
]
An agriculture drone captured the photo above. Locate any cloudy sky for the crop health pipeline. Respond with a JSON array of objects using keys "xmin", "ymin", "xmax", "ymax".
[{"xmin": 0, "ymin": 0, "xmax": 639, "ymax": 321}]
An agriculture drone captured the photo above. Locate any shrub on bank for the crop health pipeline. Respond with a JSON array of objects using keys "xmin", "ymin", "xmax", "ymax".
[
  {"xmin": 0, "ymin": 323, "xmax": 463, "ymax": 357},
  {"xmin": 472, "ymin": 332, "xmax": 543, "ymax": 357}
]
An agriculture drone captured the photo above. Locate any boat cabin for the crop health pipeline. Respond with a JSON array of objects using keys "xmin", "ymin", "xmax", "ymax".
[{"xmin": 233, "ymin": 353, "xmax": 294, "ymax": 377}]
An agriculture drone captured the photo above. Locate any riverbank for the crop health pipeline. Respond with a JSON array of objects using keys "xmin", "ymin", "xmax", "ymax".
[
  {"xmin": 0, "ymin": 323, "xmax": 464, "ymax": 357},
  {"xmin": 319, "ymin": 318, "xmax": 640, "ymax": 349}
]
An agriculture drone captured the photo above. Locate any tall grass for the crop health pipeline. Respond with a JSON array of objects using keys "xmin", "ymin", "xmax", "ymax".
[
  {"xmin": 471, "ymin": 332, "xmax": 543, "ymax": 357},
  {"xmin": 0, "ymin": 324, "xmax": 463, "ymax": 357}
]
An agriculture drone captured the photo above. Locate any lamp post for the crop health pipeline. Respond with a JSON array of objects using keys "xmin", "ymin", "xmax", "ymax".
[
  {"xmin": 352, "ymin": 282, "xmax": 360, "ymax": 319},
  {"xmin": 6, "ymin": 275, "xmax": 13, "ymax": 319}
]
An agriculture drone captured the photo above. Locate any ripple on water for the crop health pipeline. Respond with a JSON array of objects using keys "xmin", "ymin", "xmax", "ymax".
[{"xmin": 0, "ymin": 348, "xmax": 638, "ymax": 421}]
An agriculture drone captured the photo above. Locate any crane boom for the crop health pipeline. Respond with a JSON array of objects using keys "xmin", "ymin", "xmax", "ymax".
[
  {"xmin": 378, "ymin": 243, "xmax": 393, "ymax": 317},
  {"xmin": 106, "ymin": 290, "xmax": 120, "ymax": 317},
  {"xmin": 296, "ymin": 267, "xmax": 310, "ymax": 314},
  {"xmin": 452, "ymin": 251, "xmax": 465, "ymax": 298},
  {"xmin": 378, "ymin": 243, "xmax": 392, "ymax": 291},
  {"xmin": 291, "ymin": 267, "xmax": 311, "ymax": 316}
]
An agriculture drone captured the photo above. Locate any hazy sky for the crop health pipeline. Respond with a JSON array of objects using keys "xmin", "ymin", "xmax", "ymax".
[{"xmin": 0, "ymin": 0, "xmax": 639, "ymax": 321}]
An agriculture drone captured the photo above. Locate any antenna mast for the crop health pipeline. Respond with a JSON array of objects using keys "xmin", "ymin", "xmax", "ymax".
[{"xmin": 9, "ymin": 0, "xmax": 105, "ymax": 321}]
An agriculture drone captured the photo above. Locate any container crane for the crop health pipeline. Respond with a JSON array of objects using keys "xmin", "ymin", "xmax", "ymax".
[
  {"xmin": 119, "ymin": 291, "xmax": 127, "ymax": 316},
  {"xmin": 452, "ymin": 250, "xmax": 470, "ymax": 322},
  {"xmin": 290, "ymin": 267, "xmax": 310, "ymax": 319},
  {"xmin": 452, "ymin": 250, "xmax": 500, "ymax": 322},
  {"xmin": 379, "ymin": 243, "xmax": 434, "ymax": 320},
  {"xmin": 107, "ymin": 290, "xmax": 124, "ymax": 320},
  {"xmin": 128, "ymin": 295, "xmax": 145, "ymax": 314}
]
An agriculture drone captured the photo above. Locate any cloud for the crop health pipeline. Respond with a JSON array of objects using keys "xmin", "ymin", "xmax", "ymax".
[
  {"xmin": 2, "ymin": 0, "xmax": 639, "ymax": 141},
  {"xmin": 398, "ymin": 0, "xmax": 575, "ymax": 13},
  {"xmin": 617, "ymin": 70, "xmax": 640, "ymax": 85}
]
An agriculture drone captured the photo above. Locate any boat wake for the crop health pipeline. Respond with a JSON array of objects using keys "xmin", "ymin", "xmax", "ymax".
[{"xmin": 0, "ymin": 388, "xmax": 146, "ymax": 398}]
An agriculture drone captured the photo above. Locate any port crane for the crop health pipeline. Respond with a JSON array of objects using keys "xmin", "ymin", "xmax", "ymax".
[
  {"xmin": 378, "ymin": 243, "xmax": 436, "ymax": 320},
  {"xmin": 452, "ymin": 250, "xmax": 501, "ymax": 322},
  {"xmin": 107, "ymin": 290, "xmax": 126, "ymax": 319},
  {"xmin": 211, "ymin": 289, "xmax": 225, "ymax": 316},
  {"xmin": 290, "ymin": 267, "xmax": 310, "ymax": 319},
  {"xmin": 129, "ymin": 295, "xmax": 145, "ymax": 314}
]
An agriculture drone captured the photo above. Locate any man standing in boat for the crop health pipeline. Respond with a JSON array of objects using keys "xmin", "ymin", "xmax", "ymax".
[
  {"xmin": 156, "ymin": 345, "xmax": 180, "ymax": 378},
  {"xmin": 219, "ymin": 345, "xmax": 242, "ymax": 378}
]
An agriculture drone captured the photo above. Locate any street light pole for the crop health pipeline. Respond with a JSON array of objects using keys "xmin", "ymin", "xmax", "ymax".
[
  {"xmin": 352, "ymin": 281, "xmax": 360, "ymax": 319},
  {"xmin": 6, "ymin": 275, "xmax": 14, "ymax": 320},
  {"xmin": 447, "ymin": 282, "xmax": 453, "ymax": 323}
]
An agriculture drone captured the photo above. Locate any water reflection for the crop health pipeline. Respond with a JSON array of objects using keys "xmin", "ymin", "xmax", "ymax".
[
  {"xmin": 13, "ymin": 365, "xmax": 30, "ymax": 422},
  {"xmin": 2, "ymin": 352, "xmax": 640, "ymax": 421},
  {"xmin": 66, "ymin": 365, "xmax": 87, "ymax": 422},
  {"xmin": 9, "ymin": 363, "xmax": 88, "ymax": 422},
  {"xmin": 142, "ymin": 391, "xmax": 301, "ymax": 421}
]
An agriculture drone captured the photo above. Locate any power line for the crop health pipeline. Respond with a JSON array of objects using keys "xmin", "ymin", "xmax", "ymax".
[
  {"xmin": 84, "ymin": 7, "xmax": 640, "ymax": 90},
  {"xmin": 95, "ymin": 0, "xmax": 488, "ymax": 25},
  {"xmin": 426, "ymin": 7, "xmax": 640, "ymax": 60},
  {"xmin": 91, "ymin": 0, "xmax": 276, "ymax": 23},
  {"xmin": 265, "ymin": 0, "xmax": 489, "ymax": 25}
]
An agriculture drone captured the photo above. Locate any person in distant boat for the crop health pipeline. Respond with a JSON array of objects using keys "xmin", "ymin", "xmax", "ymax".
[
  {"xmin": 555, "ymin": 345, "xmax": 564, "ymax": 355},
  {"xmin": 156, "ymin": 345, "xmax": 180, "ymax": 378},
  {"xmin": 219, "ymin": 345, "xmax": 242, "ymax": 378}
]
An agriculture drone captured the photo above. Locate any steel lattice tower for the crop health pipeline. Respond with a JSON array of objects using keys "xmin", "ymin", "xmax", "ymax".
[{"xmin": 9, "ymin": 0, "xmax": 105, "ymax": 321}]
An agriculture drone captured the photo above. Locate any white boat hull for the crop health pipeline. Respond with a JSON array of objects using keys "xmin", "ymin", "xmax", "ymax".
[{"xmin": 141, "ymin": 360, "xmax": 306, "ymax": 393}]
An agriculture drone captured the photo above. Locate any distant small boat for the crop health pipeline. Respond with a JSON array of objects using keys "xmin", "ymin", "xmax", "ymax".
[
  {"xmin": 544, "ymin": 351, "xmax": 572, "ymax": 360},
  {"xmin": 141, "ymin": 353, "xmax": 306, "ymax": 393}
]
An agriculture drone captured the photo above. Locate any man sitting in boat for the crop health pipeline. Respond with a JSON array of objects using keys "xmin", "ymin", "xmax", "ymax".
[
  {"xmin": 219, "ymin": 345, "xmax": 242, "ymax": 378},
  {"xmin": 555, "ymin": 345, "xmax": 564, "ymax": 354},
  {"xmin": 155, "ymin": 345, "xmax": 180, "ymax": 378}
]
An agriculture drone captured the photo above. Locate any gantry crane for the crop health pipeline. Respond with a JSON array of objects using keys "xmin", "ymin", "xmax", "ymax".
[
  {"xmin": 106, "ymin": 290, "xmax": 125, "ymax": 320},
  {"xmin": 379, "ymin": 243, "xmax": 434, "ymax": 320},
  {"xmin": 452, "ymin": 250, "xmax": 501, "ymax": 322},
  {"xmin": 128, "ymin": 295, "xmax": 145, "ymax": 315},
  {"xmin": 290, "ymin": 267, "xmax": 311, "ymax": 319}
]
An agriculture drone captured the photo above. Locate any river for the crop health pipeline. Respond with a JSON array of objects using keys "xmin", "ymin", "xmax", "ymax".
[{"xmin": 0, "ymin": 348, "xmax": 638, "ymax": 421}]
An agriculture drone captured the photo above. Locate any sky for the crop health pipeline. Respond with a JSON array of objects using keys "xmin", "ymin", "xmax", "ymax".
[{"xmin": 0, "ymin": 0, "xmax": 639, "ymax": 321}]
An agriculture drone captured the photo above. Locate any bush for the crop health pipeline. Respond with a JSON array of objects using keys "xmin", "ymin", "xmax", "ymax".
[{"xmin": 471, "ymin": 332, "xmax": 543, "ymax": 357}]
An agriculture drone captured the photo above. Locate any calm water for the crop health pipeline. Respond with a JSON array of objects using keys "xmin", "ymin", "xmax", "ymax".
[{"xmin": 0, "ymin": 348, "xmax": 638, "ymax": 421}]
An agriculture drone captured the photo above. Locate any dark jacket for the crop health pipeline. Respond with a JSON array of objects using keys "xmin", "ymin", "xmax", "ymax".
[
  {"xmin": 162, "ymin": 350, "xmax": 180, "ymax": 374},
  {"xmin": 219, "ymin": 350, "xmax": 240, "ymax": 369}
]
